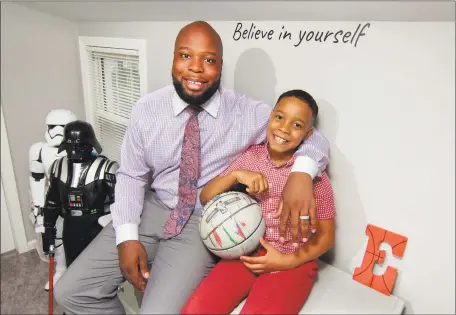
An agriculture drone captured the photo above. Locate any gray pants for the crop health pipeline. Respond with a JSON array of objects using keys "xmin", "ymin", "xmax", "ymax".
[{"xmin": 54, "ymin": 191, "xmax": 217, "ymax": 314}]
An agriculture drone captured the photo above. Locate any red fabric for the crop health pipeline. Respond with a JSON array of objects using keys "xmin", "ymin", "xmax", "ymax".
[
  {"xmin": 219, "ymin": 144, "xmax": 336, "ymax": 254},
  {"xmin": 181, "ymin": 248, "xmax": 319, "ymax": 315}
]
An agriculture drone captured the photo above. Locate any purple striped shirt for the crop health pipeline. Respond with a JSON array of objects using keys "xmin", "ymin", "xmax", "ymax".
[{"xmin": 111, "ymin": 85, "xmax": 329, "ymax": 245}]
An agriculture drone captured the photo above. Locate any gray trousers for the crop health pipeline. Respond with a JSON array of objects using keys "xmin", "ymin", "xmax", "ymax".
[{"xmin": 54, "ymin": 191, "xmax": 217, "ymax": 314}]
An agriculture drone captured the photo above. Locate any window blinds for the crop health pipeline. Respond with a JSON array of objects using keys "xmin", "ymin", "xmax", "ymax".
[{"xmin": 87, "ymin": 46, "xmax": 141, "ymax": 164}]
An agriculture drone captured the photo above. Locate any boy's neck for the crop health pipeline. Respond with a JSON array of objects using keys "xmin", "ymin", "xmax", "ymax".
[{"xmin": 267, "ymin": 144, "xmax": 294, "ymax": 165}]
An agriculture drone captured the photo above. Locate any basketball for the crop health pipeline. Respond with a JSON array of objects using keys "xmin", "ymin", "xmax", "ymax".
[{"xmin": 199, "ymin": 191, "xmax": 265, "ymax": 259}]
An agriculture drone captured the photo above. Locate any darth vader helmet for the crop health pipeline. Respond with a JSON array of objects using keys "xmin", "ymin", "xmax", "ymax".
[{"xmin": 58, "ymin": 120, "xmax": 102, "ymax": 161}]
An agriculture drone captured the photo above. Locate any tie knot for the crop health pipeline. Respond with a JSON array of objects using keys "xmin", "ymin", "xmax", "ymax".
[{"xmin": 186, "ymin": 106, "xmax": 202, "ymax": 116}]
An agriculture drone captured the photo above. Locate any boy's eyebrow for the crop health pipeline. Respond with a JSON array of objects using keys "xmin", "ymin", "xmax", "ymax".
[
  {"xmin": 298, "ymin": 119, "xmax": 308, "ymax": 127},
  {"xmin": 292, "ymin": 117, "xmax": 307, "ymax": 126},
  {"xmin": 274, "ymin": 109, "xmax": 308, "ymax": 125}
]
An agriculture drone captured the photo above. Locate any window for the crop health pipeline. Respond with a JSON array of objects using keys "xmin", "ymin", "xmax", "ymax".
[{"xmin": 79, "ymin": 37, "xmax": 147, "ymax": 164}]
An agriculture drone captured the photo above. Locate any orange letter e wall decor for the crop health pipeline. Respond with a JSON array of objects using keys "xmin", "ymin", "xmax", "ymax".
[{"xmin": 353, "ymin": 224, "xmax": 408, "ymax": 296}]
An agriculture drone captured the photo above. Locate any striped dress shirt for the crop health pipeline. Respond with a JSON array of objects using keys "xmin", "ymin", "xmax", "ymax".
[{"xmin": 111, "ymin": 85, "xmax": 329, "ymax": 245}]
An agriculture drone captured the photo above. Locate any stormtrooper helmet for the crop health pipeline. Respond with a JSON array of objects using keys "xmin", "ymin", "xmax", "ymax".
[
  {"xmin": 45, "ymin": 109, "xmax": 77, "ymax": 147},
  {"xmin": 58, "ymin": 120, "xmax": 102, "ymax": 161}
]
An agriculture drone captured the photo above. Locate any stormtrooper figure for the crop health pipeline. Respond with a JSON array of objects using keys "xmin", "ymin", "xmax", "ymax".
[
  {"xmin": 29, "ymin": 109, "xmax": 77, "ymax": 290},
  {"xmin": 41, "ymin": 120, "xmax": 118, "ymax": 269}
]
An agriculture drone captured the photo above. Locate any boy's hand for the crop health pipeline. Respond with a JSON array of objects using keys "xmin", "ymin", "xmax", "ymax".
[
  {"xmin": 233, "ymin": 170, "xmax": 268, "ymax": 194},
  {"xmin": 240, "ymin": 237, "xmax": 297, "ymax": 274}
]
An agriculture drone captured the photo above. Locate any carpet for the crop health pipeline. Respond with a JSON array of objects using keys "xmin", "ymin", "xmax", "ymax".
[{"xmin": 1, "ymin": 249, "xmax": 63, "ymax": 314}]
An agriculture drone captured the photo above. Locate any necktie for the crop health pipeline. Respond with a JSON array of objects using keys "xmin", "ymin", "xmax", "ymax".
[{"xmin": 164, "ymin": 107, "xmax": 201, "ymax": 239}]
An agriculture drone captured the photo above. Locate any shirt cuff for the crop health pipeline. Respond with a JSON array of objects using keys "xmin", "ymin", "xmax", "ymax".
[
  {"xmin": 291, "ymin": 156, "xmax": 319, "ymax": 179},
  {"xmin": 115, "ymin": 223, "xmax": 139, "ymax": 246}
]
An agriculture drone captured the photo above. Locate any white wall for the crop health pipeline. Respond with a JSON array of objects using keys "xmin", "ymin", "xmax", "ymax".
[
  {"xmin": 1, "ymin": 2, "xmax": 86, "ymax": 241},
  {"xmin": 78, "ymin": 21, "xmax": 455, "ymax": 314},
  {"xmin": 1, "ymin": 180, "xmax": 16, "ymax": 254}
]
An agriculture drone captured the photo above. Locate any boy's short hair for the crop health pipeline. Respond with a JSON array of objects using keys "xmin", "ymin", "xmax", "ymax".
[{"xmin": 276, "ymin": 89, "xmax": 318, "ymax": 124}]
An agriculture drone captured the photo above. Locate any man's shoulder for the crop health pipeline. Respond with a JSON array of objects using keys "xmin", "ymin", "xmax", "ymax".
[
  {"xmin": 219, "ymin": 87, "xmax": 268, "ymax": 108},
  {"xmin": 131, "ymin": 85, "xmax": 174, "ymax": 115},
  {"xmin": 140, "ymin": 85, "xmax": 174, "ymax": 102}
]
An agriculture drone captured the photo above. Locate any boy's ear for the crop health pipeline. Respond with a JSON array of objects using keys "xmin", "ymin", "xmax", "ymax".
[{"xmin": 304, "ymin": 127, "xmax": 314, "ymax": 140}]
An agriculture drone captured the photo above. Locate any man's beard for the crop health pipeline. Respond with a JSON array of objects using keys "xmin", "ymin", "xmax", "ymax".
[{"xmin": 172, "ymin": 74, "xmax": 221, "ymax": 109}]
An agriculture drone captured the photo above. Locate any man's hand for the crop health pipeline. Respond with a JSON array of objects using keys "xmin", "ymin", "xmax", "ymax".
[
  {"xmin": 240, "ymin": 238, "xmax": 297, "ymax": 274},
  {"xmin": 274, "ymin": 172, "xmax": 317, "ymax": 246},
  {"xmin": 118, "ymin": 240, "xmax": 149, "ymax": 292}
]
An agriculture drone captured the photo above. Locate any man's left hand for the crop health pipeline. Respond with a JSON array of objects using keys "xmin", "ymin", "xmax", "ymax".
[
  {"xmin": 274, "ymin": 172, "xmax": 318, "ymax": 246},
  {"xmin": 240, "ymin": 238, "xmax": 296, "ymax": 274}
]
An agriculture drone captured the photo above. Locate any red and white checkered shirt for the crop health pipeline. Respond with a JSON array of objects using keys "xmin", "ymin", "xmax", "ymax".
[{"xmin": 220, "ymin": 144, "xmax": 336, "ymax": 254}]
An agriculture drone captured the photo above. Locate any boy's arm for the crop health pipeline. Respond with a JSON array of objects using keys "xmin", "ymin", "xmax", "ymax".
[
  {"xmin": 200, "ymin": 173, "xmax": 238, "ymax": 205},
  {"xmin": 201, "ymin": 147, "xmax": 249, "ymax": 205}
]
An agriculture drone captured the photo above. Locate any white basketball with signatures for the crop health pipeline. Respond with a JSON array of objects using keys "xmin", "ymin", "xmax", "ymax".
[{"xmin": 200, "ymin": 191, "xmax": 265, "ymax": 259}]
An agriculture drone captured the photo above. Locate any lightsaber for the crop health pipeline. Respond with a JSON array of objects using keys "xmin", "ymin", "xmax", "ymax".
[{"xmin": 48, "ymin": 244, "xmax": 55, "ymax": 315}]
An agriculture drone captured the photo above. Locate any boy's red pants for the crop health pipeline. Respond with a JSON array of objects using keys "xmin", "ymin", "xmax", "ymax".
[{"xmin": 181, "ymin": 248, "xmax": 319, "ymax": 315}]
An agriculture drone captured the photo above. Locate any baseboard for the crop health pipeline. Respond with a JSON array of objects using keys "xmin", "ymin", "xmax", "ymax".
[{"xmin": 27, "ymin": 239, "xmax": 37, "ymax": 251}]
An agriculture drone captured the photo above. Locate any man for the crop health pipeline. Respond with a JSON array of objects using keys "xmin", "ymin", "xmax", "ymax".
[{"xmin": 54, "ymin": 21, "xmax": 329, "ymax": 314}]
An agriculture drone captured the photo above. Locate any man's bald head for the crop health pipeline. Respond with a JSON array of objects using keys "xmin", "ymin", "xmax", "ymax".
[
  {"xmin": 174, "ymin": 21, "xmax": 223, "ymax": 57},
  {"xmin": 172, "ymin": 21, "xmax": 223, "ymax": 108}
]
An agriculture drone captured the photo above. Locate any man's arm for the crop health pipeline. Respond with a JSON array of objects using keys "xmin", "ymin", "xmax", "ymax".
[
  {"xmin": 293, "ymin": 128, "xmax": 329, "ymax": 178},
  {"xmin": 280, "ymin": 128, "xmax": 330, "ymax": 245},
  {"xmin": 110, "ymin": 100, "xmax": 150, "ymax": 246},
  {"xmin": 292, "ymin": 218, "xmax": 335, "ymax": 265},
  {"xmin": 112, "ymin": 100, "xmax": 152, "ymax": 292}
]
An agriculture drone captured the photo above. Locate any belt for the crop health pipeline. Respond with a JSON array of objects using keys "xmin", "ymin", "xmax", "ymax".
[{"xmin": 65, "ymin": 208, "xmax": 103, "ymax": 217}]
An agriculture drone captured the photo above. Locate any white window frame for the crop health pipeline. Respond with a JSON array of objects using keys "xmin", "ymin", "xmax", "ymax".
[{"xmin": 78, "ymin": 36, "xmax": 148, "ymax": 126}]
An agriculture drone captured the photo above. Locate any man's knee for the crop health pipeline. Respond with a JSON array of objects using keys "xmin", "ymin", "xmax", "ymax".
[
  {"xmin": 139, "ymin": 299, "xmax": 182, "ymax": 315},
  {"xmin": 53, "ymin": 270, "xmax": 83, "ymax": 309},
  {"xmin": 53, "ymin": 275, "xmax": 70, "ymax": 307}
]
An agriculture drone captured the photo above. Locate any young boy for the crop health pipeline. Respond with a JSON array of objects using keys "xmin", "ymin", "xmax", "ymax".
[{"xmin": 182, "ymin": 89, "xmax": 336, "ymax": 315}]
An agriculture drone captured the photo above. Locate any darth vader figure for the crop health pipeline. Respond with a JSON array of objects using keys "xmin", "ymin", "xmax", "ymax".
[{"xmin": 42, "ymin": 120, "xmax": 118, "ymax": 266}]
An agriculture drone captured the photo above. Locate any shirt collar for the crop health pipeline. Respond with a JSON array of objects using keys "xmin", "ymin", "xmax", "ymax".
[
  {"xmin": 172, "ymin": 88, "xmax": 221, "ymax": 118},
  {"xmin": 262, "ymin": 142, "xmax": 296, "ymax": 168}
]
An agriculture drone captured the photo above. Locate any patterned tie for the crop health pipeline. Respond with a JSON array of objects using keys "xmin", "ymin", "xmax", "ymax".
[{"xmin": 164, "ymin": 107, "xmax": 201, "ymax": 239}]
